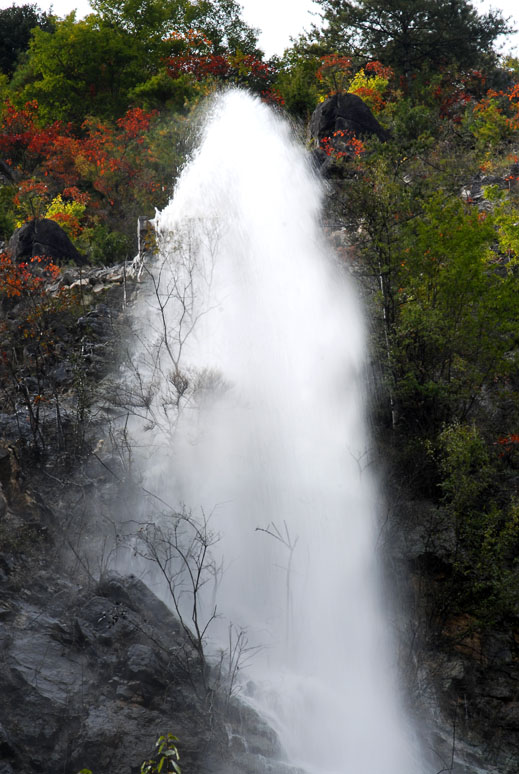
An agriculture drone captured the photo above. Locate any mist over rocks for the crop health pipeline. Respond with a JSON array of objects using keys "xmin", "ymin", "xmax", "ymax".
[
  {"xmin": 1, "ymin": 86, "xmax": 519, "ymax": 774},
  {"xmin": 0, "ymin": 568, "xmax": 283, "ymax": 774}
]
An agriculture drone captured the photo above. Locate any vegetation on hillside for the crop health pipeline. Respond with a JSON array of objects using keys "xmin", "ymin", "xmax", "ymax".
[{"xmin": 1, "ymin": 0, "xmax": 519, "ymax": 677}]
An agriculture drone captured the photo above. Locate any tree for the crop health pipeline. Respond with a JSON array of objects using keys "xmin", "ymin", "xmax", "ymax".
[
  {"xmin": 0, "ymin": 97, "xmax": 181, "ymax": 257},
  {"xmin": 393, "ymin": 194, "xmax": 519, "ymax": 434},
  {"xmin": 91, "ymin": 0, "xmax": 260, "ymax": 55},
  {"xmin": 190, "ymin": 0, "xmax": 260, "ymax": 56},
  {"xmin": 0, "ymin": 3, "xmax": 54, "ymax": 77},
  {"xmin": 90, "ymin": 0, "xmax": 190, "ymax": 37},
  {"xmin": 310, "ymin": 0, "xmax": 512, "ymax": 77},
  {"xmin": 13, "ymin": 14, "xmax": 148, "ymax": 124},
  {"xmin": 164, "ymin": 31, "xmax": 279, "ymax": 100}
]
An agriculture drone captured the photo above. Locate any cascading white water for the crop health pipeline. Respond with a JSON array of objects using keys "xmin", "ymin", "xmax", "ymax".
[{"xmin": 128, "ymin": 89, "xmax": 423, "ymax": 774}]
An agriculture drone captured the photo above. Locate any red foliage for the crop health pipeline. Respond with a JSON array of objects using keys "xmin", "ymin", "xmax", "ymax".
[
  {"xmin": 321, "ymin": 129, "xmax": 365, "ymax": 159},
  {"xmin": 0, "ymin": 100, "xmax": 161, "ymax": 231},
  {"xmin": 471, "ymin": 81, "xmax": 519, "ymax": 133},
  {"xmin": 164, "ymin": 31, "xmax": 278, "ymax": 102},
  {"xmin": 316, "ymin": 55, "xmax": 353, "ymax": 95},
  {"xmin": 497, "ymin": 434, "xmax": 519, "ymax": 446},
  {"xmin": 365, "ymin": 61, "xmax": 394, "ymax": 80},
  {"xmin": 0, "ymin": 253, "xmax": 59, "ymax": 299},
  {"xmin": 433, "ymin": 69, "xmax": 488, "ymax": 120}
]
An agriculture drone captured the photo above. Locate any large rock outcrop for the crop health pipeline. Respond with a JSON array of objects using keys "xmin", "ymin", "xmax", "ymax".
[
  {"xmin": 7, "ymin": 218, "xmax": 86, "ymax": 266},
  {"xmin": 0, "ymin": 570, "xmax": 282, "ymax": 774},
  {"xmin": 310, "ymin": 92, "xmax": 389, "ymax": 145},
  {"xmin": 310, "ymin": 93, "xmax": 389, "ymax": 175}
]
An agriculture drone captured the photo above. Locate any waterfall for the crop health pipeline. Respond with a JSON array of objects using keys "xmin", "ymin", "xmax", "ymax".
[{"xmin": 126, "ymin": 89, "xmax": 423, "ymax": 774}]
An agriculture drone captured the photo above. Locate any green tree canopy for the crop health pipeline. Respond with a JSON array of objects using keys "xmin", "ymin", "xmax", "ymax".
[
  {"xmin": 13, "ymin": 14, "xmax": 147, "ymax": 123},
  {"xmin": 0, "ymin": 3, "xmax": 54, "ymax": 77},
  {"xmin": 90, "ymin": 0, "xmax": 260, "ymax": 54},
  {"xmin": 310, "ymin": 0, "xmax": 512, "ymax": 76},
  {"xmin": 90, "ymin": 0, "xmax": 191, "ymax": 37}
]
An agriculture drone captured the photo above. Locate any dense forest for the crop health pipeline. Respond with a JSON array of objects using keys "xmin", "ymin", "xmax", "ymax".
[{"xmin": 2, "ymin": 0, "xmax": 519, "ymax": 770}]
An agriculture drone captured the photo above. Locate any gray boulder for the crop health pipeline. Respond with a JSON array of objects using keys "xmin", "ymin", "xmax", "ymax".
[{"xmin": 7, "ymin": 218, "xmax": 86, "ymax": 266}]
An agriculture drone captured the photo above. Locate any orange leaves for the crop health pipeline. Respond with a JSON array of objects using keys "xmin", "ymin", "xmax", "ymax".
[
  {"xmin": 316, "ymin": 57, "xmax": 395, "ymax": 111},
  {"xmin": 350, "ymin": 84, "xmax": 385, "ymax": 112},
  {"xmin": 62, "ymin": 187, "xmax": 90, "ymax": 205},
  {"xmin": 165, "ymin": 31, "xmax": 230, "ymax": 80},
  {"xmin": 317, "ymin": 55, "xmax": 353, "ymax": 96},
  {"xmin": 317, "ymin": 55, "xmax": 352, "ymax": 81},
  {"xmin": 0, "ymin": 253, "xmax": 59, "ymax": 299},
  {"xmin": 495, "ymin": 434, "xmax": 519, "ymax": 461},
  {"xmin": 167, "ymin": 51, "xmax": 230, "ymax": 80},
  {"xmin": 364, "ymin": 61, "xmax": 394, "ymax": 81},
  {"xmin": 13, "ymin": 179, "xmax": 49, "ymax": 207},
  {"xmin": 116, "ymin": 106, "xmax": 158, "ymax": 138},
  {"xmin": 320, "ymin": 129, "xmax": 365, "ymax": 160},
  {"xmin": 468, "ymin": 78, "xmax": 519, "ymax": 135},
  {"xmin": 1, "ymin": 99, "xmax": 161, "ymax": 238},
  {"xmin": 431, "ymin": 69, "xmax": 487, "ymax": 120},
  {"xmin": 0, "ymin": 100, "xmax": 71, "ymax": 172},
  {"xmin": 497, "ymin": 434, "xmax": 519, "ymax": 446}
]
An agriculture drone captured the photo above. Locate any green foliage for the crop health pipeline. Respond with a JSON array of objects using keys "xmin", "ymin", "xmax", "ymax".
[
  {"xmin": 437, "ymin": 423, "xmax": 519, "ymax": 624},
  {"xmin": 394, "ymin": 194, "xmax": 519, "ymax": 430},
  {"xmin": 76, "ymin": 734, "xmax": 181, "ymax": 774},
  {"xmin": 90, "ymin": 0, "xmax": 190, "ymax": 37},
  {"xmin": 190, "ymin": 0, "xmax": 260, "ymax": 56},
  {"xmin": 0, "ymin": 186, "xmax": 16, "ymax": 240},
  {"xmin": 141, "ymin": 734, "xmax": 181, "ymax": 774},
  {"xmin": 464, "ymin": 98, "xmax": 516, "ymax": 152},
  {"xmin": 13, "ymin": 14, "xmax": 147, "ymax": 124},
  {"xmin": 389, "ymin": 98, "xmax": 434, "ymax": 143},
  {"xmin": 309, "ymin": 0, "xmax": 511, "ymax": 77},
  {"xmin": 439, "ymin": 422, "xmax": 492, "ymax": 513},
  {"xmin": 0, "ymin": 3, "xmax": 54, "ymax": 77},
  {"xmin": 129, "ymin": 69, "xmax": 198, "ymax": 111},
  {"xmin": 318, "ymin": 56, "xmax": 519, "ymax": 630},
  {"xmin": 91, "ymin": 0, "xmax": 260, "ymax": 55},
  {"xmin": 86, "ymin": 223, "xmax": 131, "ymax": 265},
  {"xmin": 275, "ymin": 57, "xmax": 320, "ymax": 118}
]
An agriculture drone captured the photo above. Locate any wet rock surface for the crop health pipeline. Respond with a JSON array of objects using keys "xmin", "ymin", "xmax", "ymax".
[
  {"xmin": 0, "ymin": 569, "xmax": 284, "ymax": 774},
  {"xmin": 388, "ymin": 494, "xmax": 519, "ymax": 773},
  {"xmin": 2, "ymin": 242, "xmax": 518, "ymax": 773}
]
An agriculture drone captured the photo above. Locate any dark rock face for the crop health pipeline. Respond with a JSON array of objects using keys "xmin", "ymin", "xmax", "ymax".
[
  {"xmin": 388, "ymin": 496, "xmax": 519, "ymax": 774},
  {"xmin": 0, "ymin": 573, "xmax": 191, "ymax": 774},
  {"xmin": 0, "ymin": 570, "xmax": 284, "ymax": 774},
  {"xmin": 309, "ymin": 92, "xmax": 389, "ymax": 146},
  {"xmin": 7, "ymin": 218, "xmax": 86, "ymax": 266}
]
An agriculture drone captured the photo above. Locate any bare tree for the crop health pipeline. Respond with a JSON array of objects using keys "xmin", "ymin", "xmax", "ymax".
[
  {"xmin": 131, "ymin": 507, "xmax": 222, "ymax": 690},
  {"xmin": 256, "ymin": 521, "xmax": 299, "ymax": 643}
]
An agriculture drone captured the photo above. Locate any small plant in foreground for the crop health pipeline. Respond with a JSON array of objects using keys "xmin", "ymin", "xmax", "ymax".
[
  {"xmin": 141, "ymin": 733, "xmax": 181, "ymax": 774},
  {"xmin": 76, "ymin": 733, "xmax": 181, "ymax": 774}
]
